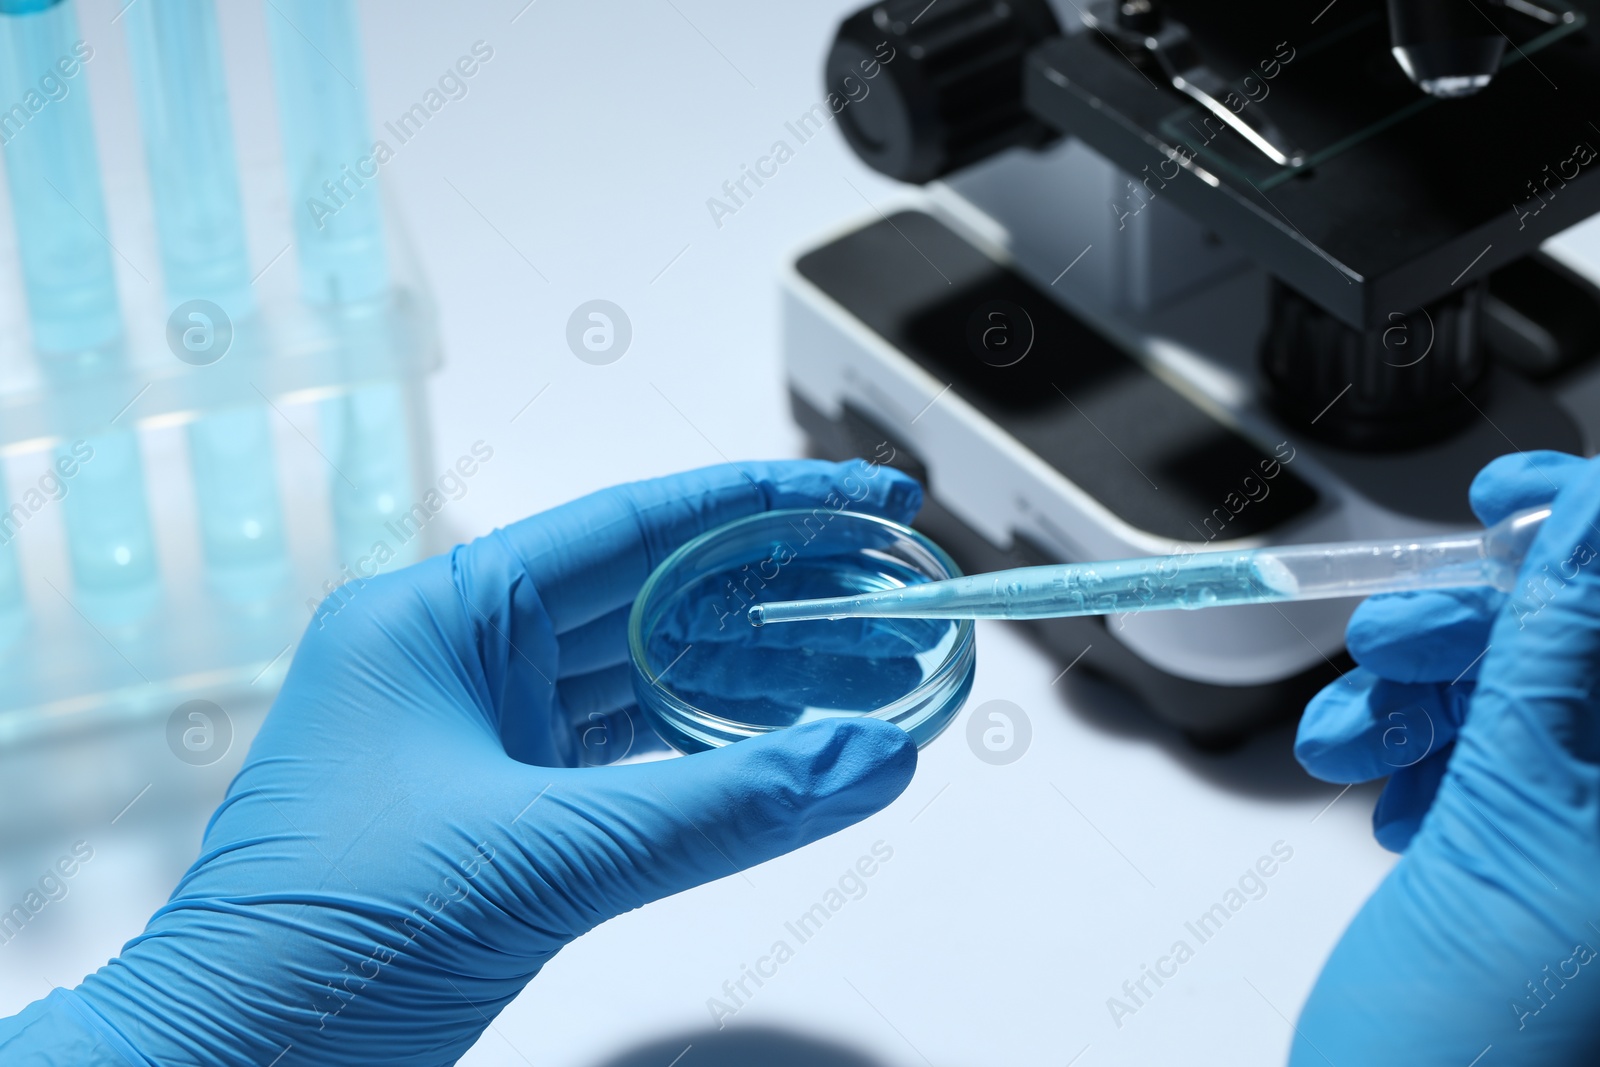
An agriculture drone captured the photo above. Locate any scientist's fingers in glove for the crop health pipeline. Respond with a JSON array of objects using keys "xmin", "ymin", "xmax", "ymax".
[
  {"xmin": 1297, "ymin": 669, "xmax": 1469, "ymax": 850},
  {"xmin": 473, "ymin": 459, "xmax": 921, "ymax": 637},
  {"xmin": 1291, "ymin": 453, "xmax": 1600, "ymax": 1064},
  {"xmin": 1293, "ymin": 450, "xmax": 1587, "ymax": 849},
  {"xmin": 553, "ymin": 648, "xmax": 927, "ymax": 766},
  {"xmin": 1297, "ymin": 670, "xmax": 1470, "ymax": 783},
  {"xmin": 0, "ymin": 460, "xmax": 933, "ymax": 1067},
  {"xmin": 447, "ymin": 459, "xmax": 921, "ymax": 763},
  {"xmin": 59, "ymin": 706, "xmax": 919, "ymax": 1067},
  {"xmin": 1366, "ymin": 742, "xmax": 1453, "ymax": 853},
  {"xmin": 508, "ymin": 717, "xmax": 918, "ymax": 929},
  {"xmin": 1335, "ymin": 449, "xmax": 1589, "ymax": 685}
]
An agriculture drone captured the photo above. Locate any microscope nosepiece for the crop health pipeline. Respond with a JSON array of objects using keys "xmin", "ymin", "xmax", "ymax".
[{"xmin": 1387, "ymin": 0, "xmax": 1505, "ymax": 98}]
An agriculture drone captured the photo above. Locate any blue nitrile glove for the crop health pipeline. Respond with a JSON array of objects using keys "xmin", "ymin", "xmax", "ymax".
[
  {"xmin": 1292, "ymin": 450, "xmax": 1600, "ymax": 1064},
  {"xmin": 0, "ymin": 460, "xmax": 921, "ymax": 1067}
]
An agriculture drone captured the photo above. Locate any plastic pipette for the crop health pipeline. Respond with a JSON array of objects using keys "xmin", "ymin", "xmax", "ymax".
[{"xmin": 748, "ymin": 507, "xmax": 1552, "ymax": 626}]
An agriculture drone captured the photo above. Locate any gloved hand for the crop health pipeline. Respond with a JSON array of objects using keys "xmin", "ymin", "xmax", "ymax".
[
  {"xmin": 0, "ymin": 460, "xmax": 921, "ymax": 1066},
  {"xmin": 1292, "ymin": 450, "xmax": 1600, "ymax": 1064}
]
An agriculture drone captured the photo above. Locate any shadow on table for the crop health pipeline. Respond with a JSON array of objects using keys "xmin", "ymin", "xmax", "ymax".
[
  {"xmin": 1052, "ymin": 665, "xmax": 1383, "ymax": 806},
  {"xmin": 586, "ymin": 1025, "xmax": 903, "ymax": 1067}
]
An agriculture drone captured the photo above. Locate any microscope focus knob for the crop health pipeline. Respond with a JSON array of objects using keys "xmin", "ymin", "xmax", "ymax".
[
  {"xmin": 1260, "ymin": 280, "xmax": 1490, "ymax": 450},
  {"xmin": 826, "ymin": 0, "xmax": 1061, "ymax": 184}
]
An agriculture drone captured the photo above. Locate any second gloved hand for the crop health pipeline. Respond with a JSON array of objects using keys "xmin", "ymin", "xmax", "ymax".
[{"xmin": 1293, "ymin": 450, "xmax": 1600, "ymax": 1064}]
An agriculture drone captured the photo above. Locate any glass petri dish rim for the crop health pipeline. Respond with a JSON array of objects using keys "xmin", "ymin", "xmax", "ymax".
[{"xmin": 627, "ymin": 507, "xmax": 976, "ymax": 751}]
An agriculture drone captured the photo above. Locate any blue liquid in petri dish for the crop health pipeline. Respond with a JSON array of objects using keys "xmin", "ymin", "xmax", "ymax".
[{"xmin": 630, "ymin": 510, "xmax": 975, "ymax": 752}]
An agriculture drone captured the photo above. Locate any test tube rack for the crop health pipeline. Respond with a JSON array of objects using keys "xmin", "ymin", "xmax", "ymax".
[
  {"xmin": 0, "ymin": 199, "xmax": 443, "ymax": 747},
  {"xmin": 0, "ymin": 0, "xmax": 444, "ymax": 747}
]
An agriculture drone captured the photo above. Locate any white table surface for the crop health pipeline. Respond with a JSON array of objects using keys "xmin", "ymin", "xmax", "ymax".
[{"xmin": 11, "ymin": 0, "xmax": 1548, "ymax": 1062}]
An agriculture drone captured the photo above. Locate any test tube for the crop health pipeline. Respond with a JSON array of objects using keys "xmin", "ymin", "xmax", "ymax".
[
  {"xmin": 0, "ymin": 482, "xmax": 26, "ymax": 650},
  {"xmin": 323, "ymin": 377, "xmax": 426, "ymax": 573},
  {"xmin": 267, "ymin": 0, "xmax": 421, "ymax": 574},
  {"xmin": 265, "ymin": 0, "xmax": 387, "ymax": 303},
  {"xmin": 0, "ymin": 0, "xmax": 117, "ymax": 354},
  {"xmin": 124, "ymin": 0, "xmax": 289, "ymax": 601},
  {"xmin": 123, "ymin": 0, "xmax": 251, "ymax": 317},
  {"xmin": 0, "ymin": 0, "xmax": 160, "ymax": 623},
  {"xmin": 57, "ymin": 433, "xmax": 161, "ymax": 623}
]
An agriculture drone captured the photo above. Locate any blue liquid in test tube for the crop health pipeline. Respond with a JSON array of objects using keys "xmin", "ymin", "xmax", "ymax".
[
  {"xmin": 123, "ymin": 0, "xmax": 252, "ymax": 317},
  {"xmin": 267, "ymin": 0, "xmax": 421, "ymax": 574},
  {"xmin": 266, "ymin": 0, "xmax": 387, "ymax": 304},
  {"xmin": 125, "ymin": 0, "xmax": 289, "ymax": 601},
  {"xmin": 0, "ymin": 0, "xmax": 117, "ymax": 354},
  {"xmin": 57, "ymin": 434, "xmax": 161, "ymax": 622},
  {"xmin": 0, "ymin": 0, "xmax": 160, "ymax": 624},
  {"xmin": 0, "ymin": 488, "xmax": 25, "ymax": 649}
]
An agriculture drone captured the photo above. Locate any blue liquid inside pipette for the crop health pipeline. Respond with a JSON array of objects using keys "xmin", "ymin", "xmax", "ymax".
[
  {"xmin": 747, "ymin": 551, "xmax": 1296, "ymax": 626},
  {"xmin": 749, "ymin": 509, "xmax": 1545, "ymax": 626}
]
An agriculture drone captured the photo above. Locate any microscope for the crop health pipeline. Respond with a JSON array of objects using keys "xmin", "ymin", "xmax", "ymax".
[{"xmin": 784, "ymin": 0, "xmax": 1600, "ymax": 744}]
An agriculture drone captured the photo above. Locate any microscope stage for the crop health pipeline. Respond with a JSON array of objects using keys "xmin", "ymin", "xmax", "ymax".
[{"xmin": 1026, "ymin": 0, "xmax": 1600, "ymax": 328}]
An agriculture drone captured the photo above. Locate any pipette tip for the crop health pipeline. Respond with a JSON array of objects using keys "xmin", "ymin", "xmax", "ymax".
[{"xmin": 747, "ymin": 605, "xmax": 767, "ymax": 627}]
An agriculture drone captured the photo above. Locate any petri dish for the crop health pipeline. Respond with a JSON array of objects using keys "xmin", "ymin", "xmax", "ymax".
[{"xmin": 629, "ymin": 509, "xmax": 976, "ymax": 753}]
